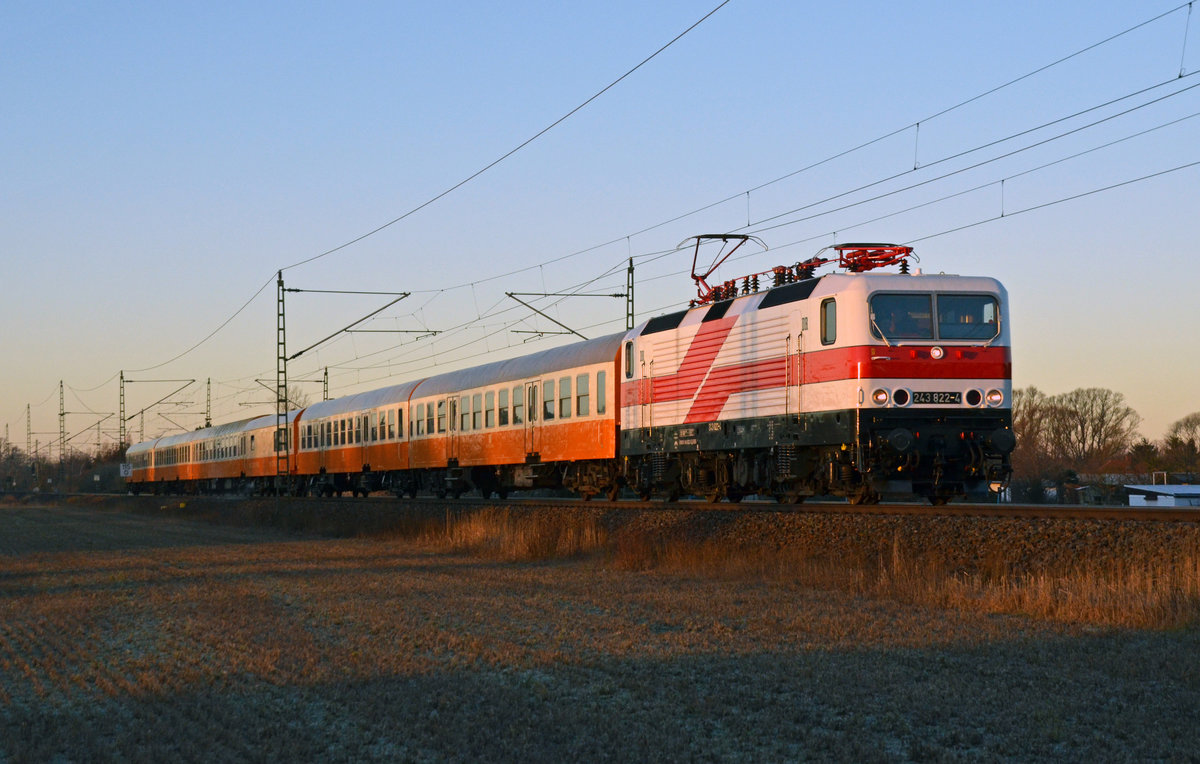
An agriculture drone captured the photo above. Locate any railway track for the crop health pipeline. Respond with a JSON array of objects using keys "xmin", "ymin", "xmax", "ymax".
[{"xmin": 11, "ymin": 492, "xmax": 1197, "ymax": 524}]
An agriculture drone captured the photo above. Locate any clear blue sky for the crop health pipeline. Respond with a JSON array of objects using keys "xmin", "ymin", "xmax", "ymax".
[{"xmin": 2, "ymin": 1, "xmax": 1197, "ymax": 452}]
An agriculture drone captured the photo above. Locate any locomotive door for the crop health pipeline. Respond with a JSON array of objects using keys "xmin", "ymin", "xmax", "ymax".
[
  {"xmin": 786, "ymin": 333, "xmax": 804, "ymax": 422},
  {"xmin": 523, "ymin": 381, "xmax": 539, "ymax": 455}
]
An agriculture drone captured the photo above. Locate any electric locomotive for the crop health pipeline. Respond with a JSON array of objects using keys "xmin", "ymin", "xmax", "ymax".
[{"xmin": 618, "ymin": 241, "xmax": 1013, "ymax": 504}]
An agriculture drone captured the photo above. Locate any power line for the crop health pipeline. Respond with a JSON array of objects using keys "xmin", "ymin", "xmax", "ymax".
[{"xmin": 280, "ymin": 0, "xmax": 732, "ymax": 273}]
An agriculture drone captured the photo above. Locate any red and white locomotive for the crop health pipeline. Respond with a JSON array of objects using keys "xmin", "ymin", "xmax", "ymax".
[{"xmin": 126, "ymin": 243, "xmax": 1013, "ymax": 504}]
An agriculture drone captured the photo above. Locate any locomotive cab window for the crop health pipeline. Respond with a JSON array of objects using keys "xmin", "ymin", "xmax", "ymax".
[
  {"xmin": 936, "ymin": 294, "xmax": 999, "ymax": 340},
  {"xmin": 870, "ymin": 294, "xmax": 933, "ymax": 340},
  {"xmin": 870, "ymin": 293, "xmax": 999, "ymax": 342}
]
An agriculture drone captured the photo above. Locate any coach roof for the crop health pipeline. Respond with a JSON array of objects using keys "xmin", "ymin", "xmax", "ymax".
[{"xmin": 413, "ymin": 332, "xmax": 625, "ymax": 397}]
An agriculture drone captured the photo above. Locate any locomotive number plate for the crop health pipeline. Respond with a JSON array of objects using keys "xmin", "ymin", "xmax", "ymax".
[{"xmin": 912, "ymin": 391, "xmax": 961, "ymax": 405}]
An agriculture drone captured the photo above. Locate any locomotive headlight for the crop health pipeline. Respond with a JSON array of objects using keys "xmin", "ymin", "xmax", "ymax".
[
  {"xmin": 871, "ymin": 388, "xmax": 890, "ymax": 406},
  {"xmin": 893, "ymin": 388, "xmax": 911, "ymax": 406},
  {"xmin": 930, "ymin": 346, "xmax": 944, "ymax": 360},
  {"xmin": 986, "ymin": 389, "xmax": 1005, "ymax": 407}
]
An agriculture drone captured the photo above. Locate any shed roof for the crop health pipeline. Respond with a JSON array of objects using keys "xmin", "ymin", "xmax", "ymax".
[{"xmin": 1124, "ymin": 485, "xmax": 1200, "ymax": 498}]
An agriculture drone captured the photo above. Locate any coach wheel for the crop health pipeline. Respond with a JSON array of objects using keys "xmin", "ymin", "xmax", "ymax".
[
  {"xmin": 704, "ymin": 491, "xmax": 722, "ymax": 504},
  {"xmin": 497, "ymin": 487, "xmax": 509, "ymax": 500},
  {"xmin": 928, "ymin": 495, "xmax": 950, "ymax": 506}
]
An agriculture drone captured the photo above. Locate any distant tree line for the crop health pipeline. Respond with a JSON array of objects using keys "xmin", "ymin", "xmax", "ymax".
[
  {"xmin": 1, "ymin": 439, "xmax": 127, "ymax": 494},
  {"xmin": 1011, "ymin": 387, "xmax": 1199, "ymax": 502}
]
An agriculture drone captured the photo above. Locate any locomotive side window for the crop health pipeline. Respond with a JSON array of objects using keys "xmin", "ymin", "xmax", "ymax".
[
  {"xmin": 597, "ymin": 371, "xmax": 607, "ymax": 414},
  {"xmin": 936, "ymin": 294, "xmax": 999, "ymax": 340},
  {"xmin": 624, "ymin": 341, "xmax": 634, "ymax": 379},
  {"xmin": 820, "ymin": 299, "xmax": 837, "ymax": 345},
  {"xmin": 869, "ymin": 294, "xmax": 933, "ymax": 340}
]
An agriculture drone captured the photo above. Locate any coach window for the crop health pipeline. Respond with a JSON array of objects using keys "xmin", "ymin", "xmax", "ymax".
[
  {"xmin": 576, "ymin": 373, "xmax": 590, "ymax": 416},
  {"xmin": 460, "ymin": 395, "xmax": 471, "ymax": 431},
  {"xmin": 498, "ymin": 389, "xmax": 510, "ymax": 426},
  {"xmin": 512, "ymin": 386, "xmax": 524, "ymax": 424},
  {"xmin": 416, "ymin": 404, "xmax": 425, "ymax": 435},
  {"xmin": 485, "ymin": 391, "xmax": 496, "ymax": 428},
  {"xmin": 433, "ymin": 401, "xmax": 443, "ymax": 433},
  {"xmin": 388, "ymin": 409, "xmax": 396, "ymax": 439},
  {"xmin": 558, "ymin": 376, "xmax": 572, "ymax": 419},
  {"xmin": 624, "ymin": 341, "xmax": 634, "ymax": 379},
  {"xmin": 472, "ymin": 393, "xmax": 483, "ymax": 430},
  {"xmin": 820, "ymin": 299, "xmax": 837, "ymax": 345},
  {"xmin": 528, "ymin": 385, "xmax": 538, "ymax": 422},
  {"xmin": 597, "ymin": 371, "xmax": 607, "ymax": 414},
  {"xmin": 370, "ymin": 415, "xmax": 378, "ymax": 442},
  {"xmin": 543, "ymin": 380, "xmax": 555, "ymax": 420}
]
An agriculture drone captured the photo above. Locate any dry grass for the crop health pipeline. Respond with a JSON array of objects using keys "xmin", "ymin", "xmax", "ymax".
[
  {"xmin": 426, "ymin": 508, "xmax": 609, "ymax": 561},
  {"xmin": 413, "ymin": 509, "xmax": 1200, "ymax": 630}
]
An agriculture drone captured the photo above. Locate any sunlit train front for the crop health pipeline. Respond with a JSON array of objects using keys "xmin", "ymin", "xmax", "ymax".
[{"xmin": 618, "ymin": 244, "xmax": 1014, "ymax": 504}]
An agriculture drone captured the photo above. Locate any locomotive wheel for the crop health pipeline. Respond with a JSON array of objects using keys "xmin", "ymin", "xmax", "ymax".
[
  {"xmin": 605, "ymin": 485, "xmax": 620, "ymax": 502},
  {"xmin": 848, "ymin": 488, "xmax": 879, "ymax": 505}
]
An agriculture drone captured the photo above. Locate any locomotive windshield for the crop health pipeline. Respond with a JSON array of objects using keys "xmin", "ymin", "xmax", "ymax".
[{"xmin": 870, "ymin": 293, "xmax": 998, "ymax": 342}]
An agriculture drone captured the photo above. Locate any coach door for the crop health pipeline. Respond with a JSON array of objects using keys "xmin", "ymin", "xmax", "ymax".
[
  {"xmin": 446, "ymin": 397, "xmax": 459, "ymax": 461},
  {"xmin": 524, "ymin": 381, "xmax": 539, "ymax": 456}
]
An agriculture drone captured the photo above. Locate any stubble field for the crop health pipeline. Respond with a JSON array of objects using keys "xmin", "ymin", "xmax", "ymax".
[{"xmin": 1, "ymin": 496, "xmax": 1198, "ymax": 761}]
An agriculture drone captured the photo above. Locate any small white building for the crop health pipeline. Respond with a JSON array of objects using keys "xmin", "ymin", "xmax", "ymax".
[{"xmin": 1125, "ymin": 485, "xmax": 1200, "ymax": 508}]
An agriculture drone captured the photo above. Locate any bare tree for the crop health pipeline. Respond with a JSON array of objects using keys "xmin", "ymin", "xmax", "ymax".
[
  {"xmin": 1043, "ymin": 388, "xmax": 1141, "ymax": 473},
  {"xmin": 1161, "ymin": 411, "xmax": 1200, "ymax": 474},
  {"xmin": 1011, "ymin": 386, "xmax": 1053, "ymax": 477},
  {"xmin": 287, "ymin": 385, "xmax": 312, "ymax": 410}
]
